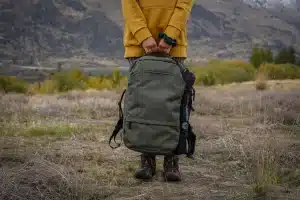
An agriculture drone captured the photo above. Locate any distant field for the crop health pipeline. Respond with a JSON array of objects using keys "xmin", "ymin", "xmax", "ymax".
[
  {"xmin": 0, "ymin": 64, "xmax": 130, "ymax": 83},
  {"xmin": 1, "ymin": 80, "xmax": 299, "ymax": 200}
]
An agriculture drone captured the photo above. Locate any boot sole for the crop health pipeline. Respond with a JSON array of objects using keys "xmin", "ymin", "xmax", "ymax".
[
  {"xmin": 163, "ymin": 172, "xmax": 182, "ymax": 182},
  {"xmin": 134, "ymin": 171, "xmax": 156, "ymax": 180},
  {"xmin": 134, "ymin": 173, "xmax": 152, "ymax": 180}
]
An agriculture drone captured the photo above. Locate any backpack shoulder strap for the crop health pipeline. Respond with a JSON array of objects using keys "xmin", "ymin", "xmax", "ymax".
[
  {"xmin": 109, "ymin": 89, "xmax": 126, "ymax": 149},
  {"xmin": 181, "ymin": 68, "xmax": 197, "ymax": 159}
]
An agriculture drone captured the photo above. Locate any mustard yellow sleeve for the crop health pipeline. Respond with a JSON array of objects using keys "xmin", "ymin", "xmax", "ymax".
[
  {"xmin": 164, "ymin": 0, "xmax": 193, "ymax": 40},
  {"xmin": 121, "ymin": 0, "xmax": 152, "ymax": 44}
]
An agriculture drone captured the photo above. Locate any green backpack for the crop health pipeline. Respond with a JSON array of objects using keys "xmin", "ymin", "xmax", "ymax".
[{"xmin": 109, "ymin": 53, "xmax": 196, "ymax": 158}]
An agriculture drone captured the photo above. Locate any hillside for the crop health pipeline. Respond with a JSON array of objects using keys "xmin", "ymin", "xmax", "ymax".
[
  {"xmin": 0, "ymin": 0, "xmax": 300, "ymax": 66},
  {"xmin": 243, "ymin": 0, "xmax": 300, "ymax": 9}
]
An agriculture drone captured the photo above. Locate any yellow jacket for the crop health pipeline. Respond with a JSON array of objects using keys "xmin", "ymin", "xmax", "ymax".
[{"xmin": 121, "ymin": 0, "xmax": 193, "ymax": 58}]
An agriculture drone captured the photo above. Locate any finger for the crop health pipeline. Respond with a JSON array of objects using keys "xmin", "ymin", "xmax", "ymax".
[
  {"xmin": 158, "ymin": 48, "xmax": 165, "ymax": 53},
  {"xmin": 145, "ymin": 46, "xmax": 154, "ymax": 53},
  {"xmin": 150, "ymin": 44, "xmax": 158, "ymax": 49},
  {"xmin": 159, "ymin": 44, "xmax": 168, "ymax": 49},
  {"xmin": 158, "ymin": 47, "xmax": 164, "ymax": 53},
  {"xmin": 145, "ymin": 48, "xmax": 151, "ymax": 54},
  {"xmin": 152, "ymin": 46, "xmax": 159, "ymax": 52},
  {"xmin": 150, "ymin": 47, "xmax": 157, "ymax": 53}
]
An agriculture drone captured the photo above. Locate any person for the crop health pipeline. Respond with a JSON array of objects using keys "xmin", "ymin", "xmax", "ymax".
[{"xmin": 121, "ymin": 0, "xmax": 194, "ymax": 182}]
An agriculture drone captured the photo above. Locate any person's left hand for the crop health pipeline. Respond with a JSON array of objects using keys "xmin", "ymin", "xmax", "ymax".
[{"xmin": 158, "ymin": 39, "xmax": 172, "ymax": 54}]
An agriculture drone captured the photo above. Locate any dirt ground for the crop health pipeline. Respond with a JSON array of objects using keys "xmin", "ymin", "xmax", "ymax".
[{"xmin": 1, "ymin": 80, "xmax": 300, "ymax": 200}]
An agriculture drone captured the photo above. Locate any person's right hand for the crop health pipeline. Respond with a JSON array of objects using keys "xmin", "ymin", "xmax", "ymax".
[{"xmin": 142, "ymin": 37, "xmax": 158, "ymax": 54}]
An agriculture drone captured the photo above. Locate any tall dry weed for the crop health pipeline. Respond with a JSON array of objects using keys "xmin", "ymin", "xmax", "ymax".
[{"xmin": 255, "ymin": 71, "xmax": 269, "ymax": 91}]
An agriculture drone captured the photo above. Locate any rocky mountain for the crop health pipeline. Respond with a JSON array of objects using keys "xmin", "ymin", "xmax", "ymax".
[
  {"xmin": 243, "ymin": 0, "xmax": 300, "ymax": 10},
  {"xmin": 0, "ymin": 0, "xmax": 124, "ymax": 66},
  {"xmin": 0, "ymin": 0, "xmax": 299, "ymax": 66}
]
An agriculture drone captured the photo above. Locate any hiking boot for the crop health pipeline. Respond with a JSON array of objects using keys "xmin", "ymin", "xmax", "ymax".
[
  {"xmin": 134, "ymin": 154, "xmax": 156, "ymax": 180},
  {"xmin": 163, "ymin": 155, "xmax": 182, "ymax": 182}
]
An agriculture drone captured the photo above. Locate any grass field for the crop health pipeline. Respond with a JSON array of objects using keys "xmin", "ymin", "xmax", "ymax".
[{"xmin": 1, "ymin": 80, "xmax": 300, "ymax": 200}]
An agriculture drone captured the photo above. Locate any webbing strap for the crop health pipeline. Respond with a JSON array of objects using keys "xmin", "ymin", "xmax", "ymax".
[
  {"xmin": 186, "ymin": 123, "xmax": 196, "ymax": 158},
  {"xmin": 185, "ymin": 91, "xmax": 196, "ymax": 159},
  {"xmin": 109, "ymin": 89, "xmax": 126, "ymax": 149},
  {"xmin": 180, "ymin": 85, "xmax": 196, "ymax": 159},
  {"xmin": 189, "ymin": 88, "xmax": 196, "ymax": 112}
]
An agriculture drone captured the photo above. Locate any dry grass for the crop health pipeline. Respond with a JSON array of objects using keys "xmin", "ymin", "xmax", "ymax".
[
  {"xmin": 255, "ymin": 72, "xmax": 269, "ymax": 91},
  {"xmin": 1, "ymin": 79, "xmax": 300, "ymax": 200}
]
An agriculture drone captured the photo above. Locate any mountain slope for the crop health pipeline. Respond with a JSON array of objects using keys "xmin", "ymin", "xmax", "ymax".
[
  {"xmin": 189, "ymin": 0, "xmax": 300, "ymax": 58},
  {"xmin": 243, "ymin": 0, "xmax": 300, "ymax": 10},
  {"xmin": 0, "ymin": 0, "xmax": 123, "ymax": 64},
  {"xmin": 0, "ymin": 0, "xmax": 299, "ymax": 65}
]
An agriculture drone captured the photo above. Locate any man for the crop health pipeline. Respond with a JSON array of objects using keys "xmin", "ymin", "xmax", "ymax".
[{"xmin": 121, "ymin": 0, "xmax": 194, "ymax": 182}]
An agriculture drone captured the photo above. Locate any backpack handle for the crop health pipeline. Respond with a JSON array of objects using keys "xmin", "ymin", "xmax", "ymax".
[
  {"xmin": 144, "ymin": 52, "xmax": 170, "ymax": 57},
  {"xmin": 143, "ymin": 52, "xmax": 186, "ymax": 73},
  {"xmin": 144, "ymin": 52, "xmax": 180, "ymax": 65}
]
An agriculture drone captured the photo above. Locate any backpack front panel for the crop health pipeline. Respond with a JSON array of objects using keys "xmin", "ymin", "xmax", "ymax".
[{"xmin": 123, "ymin": 56, "xmax": 186, "ymax": 155}]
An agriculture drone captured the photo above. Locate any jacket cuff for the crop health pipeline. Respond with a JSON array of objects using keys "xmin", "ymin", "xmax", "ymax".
[
  {"xmin": 164, "ymin": 25, "xmax": 181, "ymax": 40},
  {"xmin": 134, "ymin": 27, "xmax": 153, "ymax": 44}
]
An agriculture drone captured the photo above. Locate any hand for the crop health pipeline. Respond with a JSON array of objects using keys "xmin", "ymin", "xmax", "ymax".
[
  {"xmin": 142, "ymin": 37, "xmax": 159, "ymax": 54},
  {"xmin": 158, "ymin": 39, "xmax": 172, "ymax": 54}
]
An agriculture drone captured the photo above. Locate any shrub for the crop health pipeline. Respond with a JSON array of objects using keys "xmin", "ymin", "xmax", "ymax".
[
  {"xmin": 86, "ymin": 76, "xmax": 104, "ymax": 89},
  {"xmin": 202, "ymin": 71, "xmax": 216, "ymax": 86},
  {"xmin": 26, "ymin": 68, "xmax": 89, "ymax": 94},
  {"xmin": 27, "ymin": 82, "xmax": 40, "ymax": 94},
  {"xmin": 50, "ymin": 68, "xmax": 88, "ymax": 92},
  {"xmin": 1, "ymin": 60, "xmax": 299, "ymax": 94},
  {"xmin": 98, "ymin": 78, "xmax": 114, "ymax": 90},
  {"xmin": 38, "ymin": 80, "xmax": 60, "ymax": 94},
  {"xmin": 25, "ymin": 124, "xmax": 76, "ymax": 137},
  {"xmin": 86, "ymin": 76, "xmax": 121, "ymax": 90},
  {"xmin": 191, "ymin": 59, "xmax": 256, "ymax": 86},
  {"xmin": 84, "ymin": 68, "xmax": 126, "ymax": 90},
  {"xmin": 118, "ymin": 76, "xmax": 128, "ymax": 90},
  {"xmin": 0, "ymin": 75, "xmax": 28, "ymax": 93},
  {"xmin": 217, "ymin": 65, "xmax": 252, "ymax": 84},
  {"xmin": 258, "ymin": 63, "xmax": 300, "ymax": 80},
  {"xmin": 222, "ymin": 60, "xmax": 257, "ymax": 77},
  {"xmin": 111, "ymin": 67, "xmax": 122, "ymax": 87}
]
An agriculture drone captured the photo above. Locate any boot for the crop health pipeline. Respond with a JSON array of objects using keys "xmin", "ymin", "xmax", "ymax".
[
  {"xmin": 163, "ymin": 155, "xmax": 182, "ymax": 182},
  {"xmin": 134, "ymin": 154, "xmax": 156, "ymax": 180}
]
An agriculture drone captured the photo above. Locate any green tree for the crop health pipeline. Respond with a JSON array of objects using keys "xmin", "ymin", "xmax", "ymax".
[
  {"xmin": 250, "ymin": 47, "xmax": 263, "ymax": 68},
  {"xmin": 264, "ymin": 48, "xmax": 273, "ymax": 63},
  {"xmin": 274, "ymin": 48, "xmax": 287, "ymax": 64},
  {"xmin": 259, "ymin": 48, "xmax": 266, "ymax": 63},
  {"xmin": 274, "ymin": 46, "xmax": 296, "ymax": 64},
  {"xmin": 287, "ymin": 46, "xmax": 296, "ymax": 64}
]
